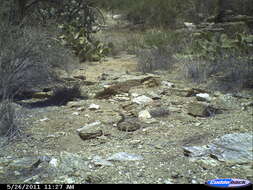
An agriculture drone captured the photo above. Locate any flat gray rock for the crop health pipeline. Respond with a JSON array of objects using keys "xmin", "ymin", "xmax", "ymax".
[
  {"xmin": 183, "ymin": 133, "xmax": 253, "ymax": 163},
  {"xmin": 107, "ymin": 152, "xmax": 144, "ymax": 161}
]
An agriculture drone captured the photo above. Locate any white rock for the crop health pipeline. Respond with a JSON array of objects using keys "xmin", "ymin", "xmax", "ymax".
[
  {"xmin": 77, "ymin": 107, "xmax": 85, "ymax": 111},
  {"xmin": 39, "ymin": 118, "xmax": 49, "ymax": 122},
  {"xmin": 132, "ymin": 95, "xmax": 153, "ymax": 105},
  {"xmin": 131, "ymin": 93, "xmax": 140, "ymax": 97},
  {"xmin": 161, "ymin": 81, "xmax": 175, "ymax": 88},
  {"xmin": 112, "ymin": 14, "xmax": 122, "ymax": 20},
  {"xmin": 49, "ymin": 158, "xmax": 59, "ymax": 168},
  {"xmin": 76, "ymin": 121, "xmax": 101, "ymax": 132},
  {"xmin": 196, "ymin": 93, "xmax": 211, "ymax": 102},
  {"xmin": 92, "ymin": 156, "xmax": 113, "ymax": 166},
  {"xmin": 72, "ymin": 112, "xmax": 79, "ymax": 116},
  {"xmin": 138, "ymin": 110, "xmax": 152, "ymax": 120},
  {"xmin": 88, "ymin": 104, "xmax": 100, "ymax": 110},
  {"xmin": 184, "ymin": 22, "xmax": 196, "ymax": 30},
  {"xmin": 107, "ymin": 152, "xmax": 144, "ymax": 161}
]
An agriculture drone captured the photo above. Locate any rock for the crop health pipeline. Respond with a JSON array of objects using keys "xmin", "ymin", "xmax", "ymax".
[
  {"xmin": 196, "ymin": 93, "xmax": 211, "ymax": 102},
  {"xmin": 143, "ymin": 78, "xmax": 161, "ymax": 88},
  {"xmin": 32, "ymin": 92, "xmax": 52, "ymax": 99},
  {"xmin": 77, "ymin": 121, "xmax": 103, "ymax": 140},
  {"xmin": 184, "ymin": 22, "xmax": 196, "ymax": 30},
  {"xmin": 46, "ymin": 132, "xmax": 66, "ymax": 138},
  {"xmin": 8, "ymin": 157, "xmax": 40, "ymax": 170},
  {"xmin": 138, "ymin": 110, "xmax": 152, "ymax": 120},
  {"xmin": 112, "ymin": 14, "xmax": 122, "ymax": 20},
  {"xmin": 95, "ymin": 87, "xmax": 118, "ymax": 99},
  {"xmin": 67, "ymin": 100, "xmax": 86, "ymax": 108},
  {"xmin": 148, "ymin": 92, "xmax": 161, "ymax": 100},
  {"xmin": 183, "ymin": 133, "xmax": 253, "ymax": 164},
  {"xmin": 113, "ymin": 93, "xmax": 130, "ymax": 101},
  {"xmin": 39, "ymin": 117, "xmax": 49, "ymax": 122},
  {"xmin": 57, "ymin": 151, "xmax": 89, "ymax": 174},
  {"xmin": 161, "ymin": 81, "xmax": 175, "ymax": 88},
  {"xmin": 164, "ymin": 179, "xmax": 174, "ymax": 184},
  {"xmin": 49, "ymin": 158, "xmax": 59, "ymax": 168},
  {"xmin": 91, "ymin": 156, "xmax": 113, "ymax": 166},
  {"xmin": 95, "ymin": 74, "xmax": 160, "ymax": 99},
  {"xmin": 183, "ymin": 146, "xmax": 210, "ymax": 157},
  {"xmin": 165, "ymin": 87, "xmax": 208, "ymax": 97},
  {"xmin": 72, "ymin": 112, "xmax": 79, "ymax": 116},
  {"xmin": 209, "ymin": 133, "xmax": 253, "ymax": 163},
  {"xmin": 132, "ymin": 95, "xmax": 153, "ymax": 105},
  {"xmin": 73, "ymin": 75, "xmax": 86, "ymax": 80},
  {"xmin": 23, "ymin": 175, "xmax": 39, "ymax": 183},
  {"xmin": 98, "ymin": 73, "xmax": 109, "ymax": 81},
  {"xmin": 77, "ymin": 121, "xmax": 102, "ymax": 132},
  {"xmin": 188, "ymin": 102, "xmax": 219, "ymax": 117},
  {"xmin": 107, "ymin": 152, "xmax": 144, "ymax": 161},
  {"xmin": 88, "ymin": 104, "xmax": 100, "ymax": 110},
  {"xmin": 85, "ymin": 174, "xmax": 103, "ymax": 184},
  {"xmin": 149, "ymin": 107, "xmax": 170, "ymax": 117}
]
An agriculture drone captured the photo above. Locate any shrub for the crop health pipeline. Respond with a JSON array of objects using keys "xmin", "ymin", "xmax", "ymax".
[
  {"xmin": 0, "ymin": 23, "xmax": 76, "ymax": 100},
  {"xmin": 179, "ymin": 32, "xmax": 253, "ymax": 91},
  {"xmin": 57, "ymin": 23, "xmax": 109, "ymax": 62},
  {"xmin": 136, "ymin": 30, "xmax": 183, "ymax": 73},
  {"xmin": 48, "ymin": 85, "xmax": 82, "ymax": 106},
  {"xmin": 137, "ymin": 48, "xmax": 173, "ymax": 74},
  {"xmin": 0, "ymin": 99, "xmax": 24, "ymax": 138}
]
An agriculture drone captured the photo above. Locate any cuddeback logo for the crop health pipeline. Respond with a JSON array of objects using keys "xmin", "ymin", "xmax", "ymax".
[{"xmin": 205, "ymin": 178, "xmax": 252, "ymax": 188}]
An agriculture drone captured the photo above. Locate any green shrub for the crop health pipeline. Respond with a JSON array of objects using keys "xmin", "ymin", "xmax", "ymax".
[
  {"xmin": 179, "ymin": 32, "xmax": 253, "ymax": 91},
  {"xmin": 57, "ymin": 22, "xmax": 109, "ymax": 62}
]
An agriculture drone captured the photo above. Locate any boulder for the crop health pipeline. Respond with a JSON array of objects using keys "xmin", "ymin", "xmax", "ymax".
[
  {"xmin": 183, "ymin": 133, "xmax": 253, "ymax": 164},
  {"xmin": 77, "ymin": 121, "xmax": 103, "ymax": 140},
  {"xmin": 95, "ymin": 74, "xmax": 160, "ymax": 99}
]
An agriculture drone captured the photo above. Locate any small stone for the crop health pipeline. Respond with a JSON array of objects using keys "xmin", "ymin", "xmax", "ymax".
[
  {"xmin": 77, "ymin": 121, "xmax": 101, "ymax": 132},
  {"xmin": 49, "ymin": 158, "xmax": 59, "ymax": 168},
  {"xmin": 73, "ymin": 75, "xmax": 86, "ymax": 80},
  {"xmin": 191, "ymin": 179, "xmax": 198, "ymax": 184},
  {"xmin": 132, "ymin": 95, "xmax": 153, "ymax": 105},
  {"xmin": 164, "ymin": 179, "xmax": 174, "ymax": 184},
  {"xmin": 91, "ymin": 156, "xmax": 113, "ymax": 166},
  {"xmin": 138, "ymin": 110, "xmax": 152, "ymax": 120},
  {"xmin": 196, "ymin": 93, "xmax": 211, "ymax": 102},
  {"xmin": 88, "ymin": 104, "xmax": 100, "ymax": 110},
  {"xmin": 72, "ymin": 112, "xmax": 79, "ymax": 116},
  {"xmin": 162, "ymin": 81, "xmax": 175, "ymax": 88},
  {"xmin": 39, "ymin": 118, "xmax": 49, "ymax": 122},
  {"xmin": 107, "ymin": 152, "xmax": 144, "ymax": 161},
  {"xmin": 77, "ymin": 107, "xmax": 85, "ymax": 111}
]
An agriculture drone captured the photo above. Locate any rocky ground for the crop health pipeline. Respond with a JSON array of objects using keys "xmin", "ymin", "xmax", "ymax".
[
  {"xmin": 0, "ymin": 13, "xmax": 253, "ymax": 184},
  {"xmin": 0, "ymin": 54, "xmax": 252, "ymax": 184}
]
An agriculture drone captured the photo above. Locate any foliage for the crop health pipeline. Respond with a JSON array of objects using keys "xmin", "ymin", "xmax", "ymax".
[
  {"xmin": 182, "ymin": 32, "xmax": 253, "ymax": 61},
  {"xmin": 0, "ymin": 23, "xmax": 76, "ymax": 100},
  {"xmin": 0, "ymin": 99, "xmax": 24, "ymax": 138},
  {"xmin": 179, "ymin": 32, "xmax": 253, "ymax": 90},
  {"xmin": 57, "ymin": 23, "xmax": 109, "ymax": 61}
]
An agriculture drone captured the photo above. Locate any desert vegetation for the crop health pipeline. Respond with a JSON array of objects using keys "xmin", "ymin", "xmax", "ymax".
[
  {"xmin": 0, "ymin": 0, "xmax": 104, "ymax": 139},
  {"xmin": 0, "ymin": 0, "xmax": 253, "ymax": 184}
]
